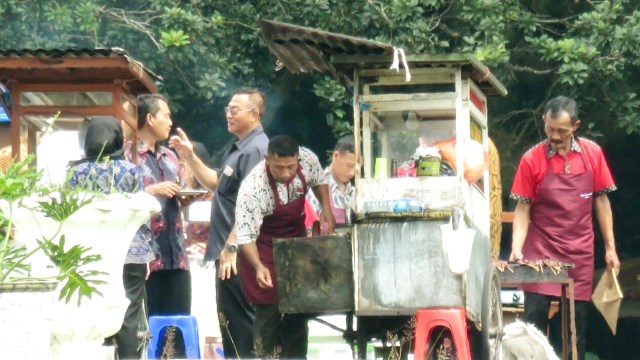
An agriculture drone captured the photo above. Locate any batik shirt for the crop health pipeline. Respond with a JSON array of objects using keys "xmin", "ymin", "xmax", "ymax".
[
  {"xmin": 132, "ymin": 143, "xmax": 189, "ymax": 272},
  {"xmin": 235, "ymin": 147, "xmax": 328, "ymax": 245},
  {"xmin": 68, "ymin": 159, "xmax": 154, "ymax": 264},
  {"xmin": 307, "ymin": 167, "xmax": 355, "ymax": 214}
]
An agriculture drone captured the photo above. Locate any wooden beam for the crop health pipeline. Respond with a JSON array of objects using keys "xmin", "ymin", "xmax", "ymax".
[
  {"xmin": 368, "ymin": 99, "xmax": 456, "ymax": 113},
  {"xmin": 17, "ymin": 105, "xmax": 115, "ymax": 116},
  {"xmin": 0, "ymin": 57, "xmax": 129, "ymax": 70},
  {"xmin": 10, "ymin": 83, "xmax": 116, "ymax": 92},
  {"xmin": 359, "ymin": 92, "xmax": 455, "ymax": 103}
]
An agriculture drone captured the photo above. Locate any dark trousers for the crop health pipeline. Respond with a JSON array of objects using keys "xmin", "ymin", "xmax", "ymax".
[
  {"xmin": 112, "ymin": 263, "xmax": 147, "ymax": 360},
  {"xmin": 254, "ymin": 304, "xmax": 309, "ymax": 359},
  {"xmin": 146, "ymin": 269, "xmax": 192, "ymax": 316},
  {"xmin": 524, "ymin": 292, "xmax": 590, "ymax": 360},
  {"xmin": 215, "ymin": 260, "xmax": 255, "ymax": 359}
]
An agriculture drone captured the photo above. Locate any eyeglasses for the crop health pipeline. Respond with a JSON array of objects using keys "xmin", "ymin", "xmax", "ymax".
[{"xmin": 224, "ymin": 107, "xmax": 255, "ymax": 116}]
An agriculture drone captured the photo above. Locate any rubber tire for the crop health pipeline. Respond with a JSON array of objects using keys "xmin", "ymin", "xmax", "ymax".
[{"xmin": 481, "ymin": 265, "xmax": 503, "ymax": 360}]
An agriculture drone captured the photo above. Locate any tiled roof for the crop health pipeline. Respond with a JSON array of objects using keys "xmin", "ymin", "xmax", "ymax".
[
  {"xmin": 0, "ymin": 47, "xmax": 160, "ymax": 93},
  {"xmin": 259, "ymin": 20, "xmax": 507, "ymax": 96},
  {"xmin": 259, "ymin": 19, "xmax": 394, "ymax": 75}
]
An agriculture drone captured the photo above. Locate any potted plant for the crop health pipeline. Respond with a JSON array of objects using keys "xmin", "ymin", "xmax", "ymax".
[
  {"xmin": 0, "ymin": 155, "xmax": 160, "ymax": 359},
  {"xmin": 1, "ymin": 156, "xmax": 105, "ymax": 298}
]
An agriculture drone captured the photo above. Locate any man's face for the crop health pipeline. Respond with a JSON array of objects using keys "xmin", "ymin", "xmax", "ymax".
[
  {"xmin": 266, "ymin": 153, "xmax": 299, "ymax": 183},
  {"xmin": 226, "ymin": 94, "xmax": 257, "ymax": 138},
  {"xmin": 149, "ymin": 100, "xmax": 173, "ymax": 141},
  {"xmin": 331, "ymin": 151, "xmax": 357, "ymax": 185},
  {"xmin": 543, "ymin": 110, "xmax": 580, "ymax": 154}
]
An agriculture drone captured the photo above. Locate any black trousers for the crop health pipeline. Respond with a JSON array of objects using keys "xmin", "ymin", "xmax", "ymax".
[
  {"xmin": 524, "ymin": 292, "xmax": 590, "ymax": 360},
  {"xmin": 146, "ymin": 269, "xmax": 192, "ymax": 316},
  {"xmin": 254, "ymin": 303, "xmax": 310, "ymax": 359},
  {"xmin": 112, "ymin": 263, "xmax": 147, "ymax": 360},
  {"xmin": 215, "ymin": 260, "xmax": 255, "ymax": 359}
]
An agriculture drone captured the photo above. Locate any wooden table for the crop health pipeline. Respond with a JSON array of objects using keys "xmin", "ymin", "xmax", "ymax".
[{"xmin": 497, "ymin": 263, "xmax": 578, "ymax": 360}]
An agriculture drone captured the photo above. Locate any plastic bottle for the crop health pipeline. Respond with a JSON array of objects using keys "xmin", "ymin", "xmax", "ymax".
[{"xmin": 390, "ymin": 159, "xmax": 397, "ymax": 178}]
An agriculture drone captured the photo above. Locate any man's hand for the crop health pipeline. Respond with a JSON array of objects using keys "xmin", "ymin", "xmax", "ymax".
[
  {"xmin": 605, "ymin": 249, "xmax": 621, "ymax": 275},
  {"xmin": 169, "ymin": 128, "xmax": 194, "ymax": 161},
  {"xmin": 256, "ymin": 264, "xmax": 273, "ymax": 289},
  {"xmin": 318, "ymin": 209, "xmax": 336, "ymax": 235},
  {"xmin": 218, "ymin": 248, "xmax": 238, "ymax": 280},
  {"xmin": 508, "ymin": 248, "xmax": 523, "ymax": 263},
  {"xmin": 146, "ymin": 181, "xmax": 181, "ymax": 198}
]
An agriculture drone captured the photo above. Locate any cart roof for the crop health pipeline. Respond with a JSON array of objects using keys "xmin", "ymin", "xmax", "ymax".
[{"xmin": 259, "ymin": 19, "xmax": 507, "ymax": 96}]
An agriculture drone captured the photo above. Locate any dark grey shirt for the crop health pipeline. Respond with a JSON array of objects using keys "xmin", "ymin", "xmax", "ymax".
[{"xmin": 205, "ymin": 125, "xmax": 268, "ymax": 261}]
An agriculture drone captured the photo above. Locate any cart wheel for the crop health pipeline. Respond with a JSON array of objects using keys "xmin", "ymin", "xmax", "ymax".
[{"xmin": 481, "ymin": 265, "xmax": 503, "ymax": 360}]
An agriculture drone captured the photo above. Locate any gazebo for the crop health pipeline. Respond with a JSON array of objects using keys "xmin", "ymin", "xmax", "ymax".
[{"xmin": 0, "ymin": 47, "xmax": 159, "ymax": 172}]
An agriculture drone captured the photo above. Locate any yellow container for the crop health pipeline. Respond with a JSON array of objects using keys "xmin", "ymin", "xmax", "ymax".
[{"xmin": 417, "ymin": 155, "xmax": 441, "ymax": 176}]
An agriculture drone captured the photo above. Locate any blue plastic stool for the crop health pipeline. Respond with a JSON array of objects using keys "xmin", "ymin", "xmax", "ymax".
[{"xmin": 147, "ymin": 315, "xmax": 201, "ymax": 359}]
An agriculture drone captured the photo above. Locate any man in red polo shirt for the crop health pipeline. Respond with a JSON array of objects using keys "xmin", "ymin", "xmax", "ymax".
[{"xmin": 509, "ymin": 96, "xmax": 620, "ymax": 360}]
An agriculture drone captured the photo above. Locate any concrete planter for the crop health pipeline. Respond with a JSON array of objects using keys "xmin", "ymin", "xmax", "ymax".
[
  {"xmin": 0, "ymin": 280, "xmax": 58, "ymax": 360},
  {"xmin": 2, "ymin": 192, "xmax": 160, "ymax": 360}
]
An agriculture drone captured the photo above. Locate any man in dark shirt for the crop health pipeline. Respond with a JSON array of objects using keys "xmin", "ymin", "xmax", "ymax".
[{"xmin": 170, "ymin": 88, "xmax": 268, "ymax": 358}]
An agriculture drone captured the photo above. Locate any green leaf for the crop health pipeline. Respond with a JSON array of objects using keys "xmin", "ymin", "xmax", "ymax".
[{"xmin": 160, "ymin": 30, "xmax": 191, "ymax": 47}]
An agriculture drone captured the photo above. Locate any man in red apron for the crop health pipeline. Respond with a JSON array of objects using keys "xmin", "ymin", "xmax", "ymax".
[
  {"xmin": 509, "ymin": 96, "xmax": 620, "ymax": 360},
  {"xmin": 232, "ymin": 135, "xmax": 335, "ymax": 358}
]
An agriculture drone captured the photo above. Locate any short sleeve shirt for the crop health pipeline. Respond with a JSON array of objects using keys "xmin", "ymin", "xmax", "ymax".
[
  {"xmin": 307, "ymin": 167, "xmax": 355, "ymax": 213},
  {"xmin": 235, "ymin": 147, "xmax": 328, "ymax": 245},
  {"xmin": 131, "ymin": 144, "xmax": 189, "ymax": 272},
  {"xmin": 205, "ymin": 126, "xmax": 269, "ymax": 261},
  {"xmin": 68, "ymin": 159, "xmax": 154, "ymax": 264},
  {"xmin": 510, "ymin": 137, "xmax": 616, "ymax": 204}
]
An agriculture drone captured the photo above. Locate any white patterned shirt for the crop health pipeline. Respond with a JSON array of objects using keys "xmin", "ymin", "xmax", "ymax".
[
  {"xmin": 235, "ymin": 147, "xmax": 327, "ymax": 245},
  {"xmin": 307, "ymin": 167, "xmax": 355, "ymax": 213}
]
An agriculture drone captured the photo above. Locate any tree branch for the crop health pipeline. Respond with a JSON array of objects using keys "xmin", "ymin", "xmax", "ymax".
[
  {"xmin": 221, "ymin": 21, "xmax": 259, "ymax": 33},
  {"xmin": 505, "ymin": 63, "xmax": 557, "ymax": 75},
  {"xmin": 98, "ymin": 8, "xmax": 164, "ymax": 49},
  {"xmin": 366, "ymin": 0, "xmax": 391, "ymax": 24}
]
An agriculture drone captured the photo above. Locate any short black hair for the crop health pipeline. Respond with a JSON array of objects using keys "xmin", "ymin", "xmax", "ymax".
[
  {"xmin": 233, "ymin": 87, "xmax": 266, "ymax": 115},
  {"xmin": 334, "ymin": 135, "xmax": 355, "ymax": 154},
  {"xmin": 268, "ymin": 135, "xmax": 299, "ymax": 157},
  {"xmin": 544, "ymin": 96, "xmax": 579, "ymax": 124},
  {"xmin": 137, "ymin": 94, "xmax": 168, "ymax": 130}
]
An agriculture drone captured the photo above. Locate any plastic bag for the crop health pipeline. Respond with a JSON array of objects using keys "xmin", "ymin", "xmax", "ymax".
[{"xmin": 440, "ymin": 213, "xmax": 475, "ymax": 274}]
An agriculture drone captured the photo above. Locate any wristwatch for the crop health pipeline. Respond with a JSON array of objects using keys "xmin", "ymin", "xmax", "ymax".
[{"xmin": 225, "ymin": 243, "xmax": 238, "ymax": 253}]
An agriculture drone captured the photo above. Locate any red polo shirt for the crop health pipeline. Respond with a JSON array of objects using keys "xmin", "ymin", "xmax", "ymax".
[{"xmin": 510, "ymin": 137, "xmax": 616, "ymax": 203}]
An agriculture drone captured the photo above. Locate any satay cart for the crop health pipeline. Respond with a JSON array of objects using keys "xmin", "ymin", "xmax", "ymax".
[{"xmin": 260, "ymin": 19, "xmax": 507, "ymax": 359}]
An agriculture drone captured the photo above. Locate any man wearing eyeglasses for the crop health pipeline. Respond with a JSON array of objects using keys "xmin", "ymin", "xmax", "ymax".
[{"xmin": 170, "ymin": 87, "xmax": 268, "ymax": 358}]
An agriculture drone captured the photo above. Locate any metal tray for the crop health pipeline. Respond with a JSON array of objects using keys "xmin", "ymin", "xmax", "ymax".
[{"xmin": 273, "ymin": 233, "xmax": 354, "ymax": 314}]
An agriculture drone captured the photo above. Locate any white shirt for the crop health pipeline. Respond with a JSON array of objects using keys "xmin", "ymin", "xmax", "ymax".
[
  {"xmin": 307, "ymin": 167, "xmax": 355, "ymax": 214},
  {"xmin": 235, "ymin": 147, "xmax": 327, "ymax": 245}
]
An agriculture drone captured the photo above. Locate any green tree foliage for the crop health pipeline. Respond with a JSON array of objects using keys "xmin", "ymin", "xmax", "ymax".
[
  {"xmin": 1, "ymin": 1, "xmax": 639, "ymax": 138},
  {"xmin": 2, "ymin": 1, "xmax": 640, "ymax": 229}
]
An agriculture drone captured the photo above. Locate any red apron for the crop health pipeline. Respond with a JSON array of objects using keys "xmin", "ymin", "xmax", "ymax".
[
  {"xmin": 521, "ymin": 140, "xmax": 595, "ymax": 301},
  {"xmin": 240, "ymin": 164, "xmax": 308, "ymax": 305}
]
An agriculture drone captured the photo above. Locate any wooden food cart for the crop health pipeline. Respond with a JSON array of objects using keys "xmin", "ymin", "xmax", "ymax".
[{"xmin": 261, "ymin": 20, "xmax": 507, "ymax": 359}]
